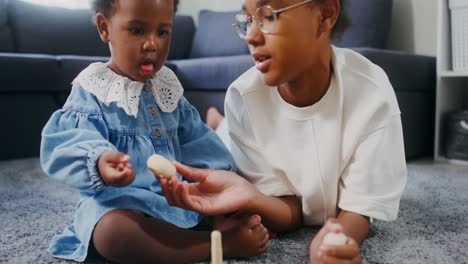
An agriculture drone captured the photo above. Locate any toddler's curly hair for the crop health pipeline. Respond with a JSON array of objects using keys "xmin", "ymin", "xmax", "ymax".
[{"xmin": 90, "ymin": 0, "xmax": 179, "ymax": 19}]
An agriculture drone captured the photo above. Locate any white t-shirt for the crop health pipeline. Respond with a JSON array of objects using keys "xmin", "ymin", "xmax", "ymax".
[{"xmin": 218, "ymin": 46, "xmax": 407, "ymax": 225}]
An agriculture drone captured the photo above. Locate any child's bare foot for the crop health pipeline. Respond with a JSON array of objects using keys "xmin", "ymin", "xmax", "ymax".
[
  {"xmin": 206, "ymin": 107, "xmax": 224, "ymax": 130},
  {"xmin": 221, "ymin": 214, "xmax": 269, "ymax": 258},
  {"xmin": 214, "ymin": 213, "xmax": 278, "ymax": 239}
]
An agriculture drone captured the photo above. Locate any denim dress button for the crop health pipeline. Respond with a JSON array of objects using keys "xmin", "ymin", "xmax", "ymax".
[{"xmin": 155, "ymin": 130, "xmax": 161, "ymax": 137}]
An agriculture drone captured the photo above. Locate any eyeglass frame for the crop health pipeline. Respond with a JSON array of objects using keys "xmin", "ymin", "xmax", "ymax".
[{"xmin": 233, "ymin": 0, "xmax": 316, "ymax": 39}]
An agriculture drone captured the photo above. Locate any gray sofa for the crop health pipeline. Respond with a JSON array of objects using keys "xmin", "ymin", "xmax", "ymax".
[{"xmin": 0, "ymin": 0, "xmax": 435, "ymax": 162}]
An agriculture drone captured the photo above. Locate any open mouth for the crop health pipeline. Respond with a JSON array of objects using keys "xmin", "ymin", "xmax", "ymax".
[
  {"xmin": 255, "ymin": 55, "xmax": 270, "ymax": 63},
  {"xmin": 253, "ymin": 53, "xmax": 272, "ymax": 72}
]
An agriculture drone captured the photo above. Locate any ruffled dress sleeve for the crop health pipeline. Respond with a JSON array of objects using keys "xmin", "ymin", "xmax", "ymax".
[{"xmin": 40, "ymin": 84, "xmax": 116, "ymax": 193}]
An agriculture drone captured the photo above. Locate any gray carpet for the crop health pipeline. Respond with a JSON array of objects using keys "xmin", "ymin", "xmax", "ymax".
[{"xmin": 1, "ymin": 158, "xmax": 467, "ymax": 264}]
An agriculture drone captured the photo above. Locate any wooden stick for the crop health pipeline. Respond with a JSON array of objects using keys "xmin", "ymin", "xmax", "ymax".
[{"xmin": 211, "ymin": 230, "xmax": 223, "ymax": 264}]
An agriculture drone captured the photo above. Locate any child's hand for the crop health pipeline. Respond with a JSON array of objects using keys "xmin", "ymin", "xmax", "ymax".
[
  {"xmin": 310, "ymin": 219, "xmax": 361, "ymax": 264},
  {"xmin": 98, "ymin": 151, "xmax": 136, "ymax": 187}
]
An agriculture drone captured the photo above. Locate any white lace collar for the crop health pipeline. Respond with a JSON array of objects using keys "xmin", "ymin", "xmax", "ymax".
[{"xmin": 73, "ymin": 62, "xmax": 184, "ymax": 117}]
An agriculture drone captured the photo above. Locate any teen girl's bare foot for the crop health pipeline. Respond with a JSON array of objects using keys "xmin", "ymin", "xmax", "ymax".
[
  {"xmin": 206, "ymin": 107, "xmax": 224, "ymax": 130},
  {"xmin": 221, "ymin": 214, "xmax": 269, "ymax": 258}
]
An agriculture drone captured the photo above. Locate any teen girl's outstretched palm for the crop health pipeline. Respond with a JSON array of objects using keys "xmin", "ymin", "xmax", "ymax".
[{"xmin": 161, "ymin": 162, "xmax": 260, "ymax": 215}]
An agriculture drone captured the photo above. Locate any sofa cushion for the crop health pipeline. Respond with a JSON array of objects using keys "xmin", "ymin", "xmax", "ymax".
[
  {"xmin": 9, "ymin": 0, "xmax": 109, "ymax": 56},
  {"xmin": 57, "ymin": 55, "xmax": 109, "ymax": 91},
  {"xmin": 0, "ymin": 26, "xmax": 13, "ymax": 52},
  {"xmin": 0, "ymin": 0, "xmax": 14, "ymax": 52},
  {"xmin": 168, "ymin": 15, "xmax": 195, "ymax": 60},
  {"xmin": 190, "ymin": 10, "xmax": 249, "ymax": 58},
  {"xmin": 0, "ymin": 0, "xmax": 7, "ymax": 27},
  {"xmin": 333, "ymin": 0, "xmax": 393, "ymax": 49},
  {"xmin": 170, "ymin": 55, "xmax": 254, "ymax": 90}
]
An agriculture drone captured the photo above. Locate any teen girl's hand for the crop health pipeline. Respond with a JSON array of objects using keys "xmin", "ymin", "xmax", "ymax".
[
  {"xmin": 98, "ymin": 151, "xmax": 136, "ymax": 187},
  {"xmin": 158, "ymin": 161, "xmax": 261, "ymax": 215},
  {"xmin": 310, "ymin": 219, "xmax": 362, "ymax": 264}
]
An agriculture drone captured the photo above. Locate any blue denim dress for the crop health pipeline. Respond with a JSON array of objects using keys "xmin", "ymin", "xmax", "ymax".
[{"xmin": 40, "ymin": 64, "xmax": 235, "ymax": 262}]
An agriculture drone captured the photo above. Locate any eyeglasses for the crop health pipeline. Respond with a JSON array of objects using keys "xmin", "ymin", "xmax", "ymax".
[{"xmin": 233, "ymin": 0, "xmax": 315, "ymax": 39}]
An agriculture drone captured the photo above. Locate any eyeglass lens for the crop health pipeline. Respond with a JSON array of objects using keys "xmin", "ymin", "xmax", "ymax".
[{"xmin": 234, "ymin": 6, "xmax": 277, "ymax": 38}]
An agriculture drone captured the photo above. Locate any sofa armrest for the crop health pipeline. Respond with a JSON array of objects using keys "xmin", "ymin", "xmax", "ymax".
[
  {"xmin": 353, "ymin": 48, "xmax": 436, "ymax": 159},
  {"xmin": 352, "ymin": 48, "xmax": 436, "ymax": 93}
]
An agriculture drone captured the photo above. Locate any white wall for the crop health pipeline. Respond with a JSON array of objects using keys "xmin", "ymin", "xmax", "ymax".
[
  {"xmin": 179, "ymin": 0, "xmax": 439, "ymax": 56},
  {"xmin": 21, "ymin": 0, "xmax": 89, "ymax": 9},
  {"xmin": 178, "ymin": 0, "xmax": 242, "ymax": 22},
  {"xmin": 388, "ymin": 0, "xmax": 438, "ymax": 56}
]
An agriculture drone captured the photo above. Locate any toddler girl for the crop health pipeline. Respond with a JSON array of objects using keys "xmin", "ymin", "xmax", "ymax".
[{"xmin": 40, "ymin": 0, "xmax": 268, "ymax": 263}]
